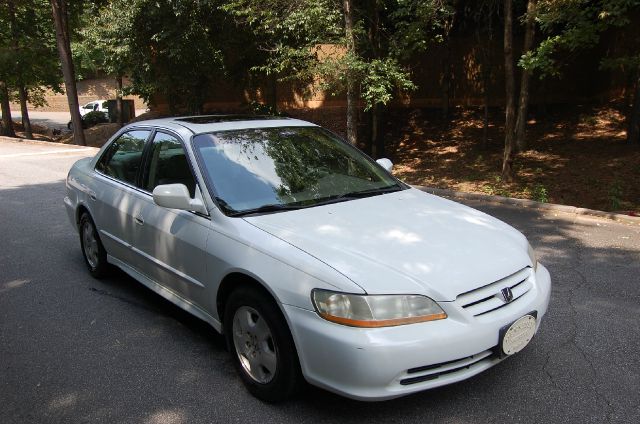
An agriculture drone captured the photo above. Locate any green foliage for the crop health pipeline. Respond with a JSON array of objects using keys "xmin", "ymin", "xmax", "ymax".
[
  {"xmin": 74, "ymin": 0, "xmax": 136, "ymax": 79},
  {"xmin": 390, "ymin": 0, "xmax": 456, "ymax": 60},
  {"xmin": 82, "ymin": 111, "xmax": 109, "ymax": 127},
  {"xmin": 482, "ymin": 175, "xmax": 513, "ymax": 197},
  {"xmin": 600, "ymin": 54, "xmax": 640, "ymax": 72},
  {"xmin": 0, "ymin": 0, "xmax": 62, "ymax": 106},
  {"xmin": 532, "ymin": 184, "xmax": 549, "ymax": 203},
  {"xmin": 226, "ymin": 0, "xmax": 452, "ymax": 111},
  {"xmin": 608, "ymin": 180, "xmax": 623, "ymax": 210},
  {"xmin": 77, "ymin": 0, "xmax": 257, "ymax": 114},
  {"xmin": 522, "ymin": 0, "xmax": 640, "ymax": 77},
  {"xmin": 247, "ymin": 100, "xmax": 283, "ymax": 116},
  {"xmin": 316, "ymin": 53, "xmax": 417, "ymax": 110}
]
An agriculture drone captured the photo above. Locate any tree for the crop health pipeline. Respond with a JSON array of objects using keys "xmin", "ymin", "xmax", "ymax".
[
  {"xmin": 502, "ymin": 0, "xmax": 516, "ymax": 180},
  {"xmin": 125, "ymin": 1, "xmax": 235, "ymax": 114},
  {"xmin": 7, "ymin": 0, "xmax": 33, "ymax": 139},
  {"xmin": 76, "ymin": 0, "xmax": 136, "ymax": 126},
  {"xmin": 223, "ymin": 0, "xmax": 344, "ymax": 112},
  {"xmin": 462, "ymin": 0, "xmax": 500, "ymax": 149},
  {"xmin": 343, "ymin": 0, "xmax": 357, "ymax": 145},
  {"xmin": 522, "ymin": 0, "xmax": 640, "ymax": 143},
  {"xmin": 50, "ymin": 0, "xmax": 85, "ymax": 145},
  {"xmin": 226, "ymin": 1, "xmax": 451, "ymax": 153},
  {"xmin": 514, "ymin": 0, "xmax": 537, "ymax": 152},
  {"xmin": 0, "ymin": 3, "xmax": 14, "ymax": 137},
  {"xmin": 2, "ymin": 0, "xmax": 62, "ymax": 139},
  {"xmin": 0, "ymin": 81, "xmax": 14, "ymax": 137}
]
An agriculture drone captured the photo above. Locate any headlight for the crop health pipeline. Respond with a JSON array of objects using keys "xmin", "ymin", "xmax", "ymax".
[
  {"xmin": 527, "ymin": 243, "xmax": 538, "ymax": 271},
  {"xmin": 311, "ymin": 290, "xmax": 447, "ymax": 328}
]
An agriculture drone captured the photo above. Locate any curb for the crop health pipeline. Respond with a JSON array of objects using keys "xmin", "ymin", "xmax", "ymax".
[
  {"xmin": 415, "ymin": 185, "xmax": 640, "ymax": 226},
  {"xmin": 0, "ymin": 135, "xmax": 99, "ymax": 151}
]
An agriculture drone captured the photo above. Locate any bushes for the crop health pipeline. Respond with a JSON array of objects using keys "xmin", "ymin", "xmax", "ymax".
[{"xmin": 82, "ymin": 111, "xmax": 109, "ymax": 127}]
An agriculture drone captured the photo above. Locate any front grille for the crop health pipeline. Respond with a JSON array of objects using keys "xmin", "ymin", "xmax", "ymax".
[
  {"xmin": 456, "ymin": 267, "xmax": 532, "ymax": 317},
  {"xmin": 400, "ymin": 350, "xmax": 496, "ymax": 385}
]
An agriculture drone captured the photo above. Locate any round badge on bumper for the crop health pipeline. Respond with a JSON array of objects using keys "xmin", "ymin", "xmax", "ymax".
[{"xmin": 502, "ymin": 314, "xmax": 537, "ymax": 355}]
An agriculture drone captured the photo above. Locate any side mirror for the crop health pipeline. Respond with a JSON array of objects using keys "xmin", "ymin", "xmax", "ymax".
[
  {"xmin": 152, "ymin": 184, "xmax": 208, "ymax": 214},
  {"xmin": 376, "ymin": 158, "xmax": 393, "ymax": 172}
]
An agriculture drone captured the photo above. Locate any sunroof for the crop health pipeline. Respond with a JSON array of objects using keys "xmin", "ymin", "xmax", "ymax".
[{"xmin": 175, "ymin": 115, "xmax": 284, "ymax": 124}]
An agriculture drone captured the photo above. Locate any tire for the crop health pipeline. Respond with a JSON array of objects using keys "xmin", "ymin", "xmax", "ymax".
[
  {"xmin": 224, "ymin": 286, "xmax": 303, "ymax": 402},
  {"xmin": 79, "ymin": 212, "xmax": 109, "ymax": 278}
]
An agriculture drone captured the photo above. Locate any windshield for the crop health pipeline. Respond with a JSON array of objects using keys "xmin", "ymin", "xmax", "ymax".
[{"xmin": 192, "ymin": 126, "xmax": 404, "ymax": 215}]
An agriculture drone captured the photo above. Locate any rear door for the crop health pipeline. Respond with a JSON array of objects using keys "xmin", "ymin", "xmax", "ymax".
[{"xmin": 92, "ymin": 129, "xmax": 152, "ymax": 263}]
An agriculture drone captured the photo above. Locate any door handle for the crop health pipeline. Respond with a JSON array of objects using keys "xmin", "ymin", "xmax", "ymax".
[{"xmin": 134, "ymin": 216, "xmax": 144, "ymax": 225}]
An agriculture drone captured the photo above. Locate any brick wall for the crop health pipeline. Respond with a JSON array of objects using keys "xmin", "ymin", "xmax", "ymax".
[{"xmin": 10, "ymin": 77, "xmax": 147, "ymax": 112}]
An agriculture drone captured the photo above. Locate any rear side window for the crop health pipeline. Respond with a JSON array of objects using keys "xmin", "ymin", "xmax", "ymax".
[
  {"xmin": 144, "ymin": 132, "xmax": 196, "ymax": 197},
  {"xmin": 96, "ymin": 130, "xmax": 150, "ymax": 186}
]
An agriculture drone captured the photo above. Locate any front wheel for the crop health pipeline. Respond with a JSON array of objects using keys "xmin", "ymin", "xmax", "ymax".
[
  {"xmin": 224, "ymin": 287, "xmax": 303, "ymax": 402},
  {"xmin": 79, "ymin": 212, "xmax": 109, "ymax": 278}
]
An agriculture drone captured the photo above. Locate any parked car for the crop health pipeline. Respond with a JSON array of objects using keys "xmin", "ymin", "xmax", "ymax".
[
  {"xmin": 64, "ymin": 115, "xmax": 551, "ymax": 402},
  {"xmin": 80, "ymin": 100, "xmax": 109, "ymax": 116},
  {"xmin": 67, "ymin": 100, "xmax": 109, "ymax": 129}
]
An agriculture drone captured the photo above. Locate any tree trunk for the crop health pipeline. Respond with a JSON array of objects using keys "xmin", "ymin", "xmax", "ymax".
[
  {"xmin": 441, "ymin": 41, "xmax": 452, "ymax": 120},
  {"xmin": 0, "ymin": 81, "xmax": 15, "ymax": 137},
  {"xmin": 50, "ymin": 0, "xmax": 85, "ymax": 146},
  {"xmin": 514, "ymin": 0, "xmax": 537, "ymax": 152},
  {"xmin": 6, "ymin": 0, "xmax": 23, "ymax": 139},
  {"xmin": 367, "ymin": 0, "xmax": 383, "ymax": 157},
  {"xmin": 627, "ymin": 68, "xmax": 640, "ymax": 144},
  {"xmin": 480, "ymin": 36, "xmax": 492, "ymax": 150},
  {"xmin": 268, "ymin": 73, "xmax": 278, "ymax": 112},
  {"xmin": 502, "ymin": 0, "xmax": 516, "ymax": 181},
  {"xmin": 482, "ymin": 90, "xmax": 489, "ymax": 150},
  {"xmin": 18, "ymin": 86, "xmax": 33, "ymax": 139},
  {"xmin": 440, "ymin": 10, "xmax": 456, "ymax": 121},
  {"xmin": 116, "ymin": 75, "xmax": 124, "ymax": 127},
  {"xmin": 372, "ymin": 104, "xmax": 386, "ymax": 158},
  {"xmin": 343, "ymin": 0, "xmax": 358, "ymax": 146}
]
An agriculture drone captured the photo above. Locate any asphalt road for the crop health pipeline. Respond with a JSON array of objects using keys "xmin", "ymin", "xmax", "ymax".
[
  {"xmin": 11, "ymin": 111, "xmax": 72, "ymax": 131},
  {"xmin": 1, "ymin": 139, "xmax": 639, "ymax": 424}
]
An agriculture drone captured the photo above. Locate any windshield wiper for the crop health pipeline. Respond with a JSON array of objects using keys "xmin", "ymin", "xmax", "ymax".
[
  {"xmin": 226, "ymin": 185, "xmax": 404, "ymax": 216},
  {"xmin": 228, "ymin": 203, "xmax": 306, "ymax": 217},
  {"xmin": 336, "ymin": 184, "xmax": 404, "ymax": 199}
]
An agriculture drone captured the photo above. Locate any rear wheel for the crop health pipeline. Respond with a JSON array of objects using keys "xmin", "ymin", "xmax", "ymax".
[
  {"xmin": 79, "ymin": 212, "xmax": 109, "ymax": 278},
  {"xmin": 224, "ymin": 286, "xmax": 303, "ymax": 402}
]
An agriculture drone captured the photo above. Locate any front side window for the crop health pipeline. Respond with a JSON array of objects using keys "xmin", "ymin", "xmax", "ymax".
[
  {"xmin": 144, "ymin": 132, "xmax": 197, "ymax": 197},
  {"xmin": 96, "ymin": 130, "xmax": 150, "ymax": 186},
  {"xmin": 192, "ymin": 126, "xmax": 403, "ymax": 215}
]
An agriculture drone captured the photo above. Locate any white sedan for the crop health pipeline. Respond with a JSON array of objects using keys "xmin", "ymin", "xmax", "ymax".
[{"xmin": 64, "ymin": 115, "xmax": 551, "ymax": 402}]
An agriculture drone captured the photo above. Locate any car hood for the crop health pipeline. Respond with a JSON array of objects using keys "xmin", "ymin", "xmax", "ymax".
[{"xmin": 244, "ymin": 188, "xmax": 531, "ymax": 301}]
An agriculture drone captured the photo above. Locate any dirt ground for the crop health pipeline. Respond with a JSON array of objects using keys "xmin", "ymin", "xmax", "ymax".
[{"xmin": 388, "ymin": 103, "xmax": 640, "ymax": 213}]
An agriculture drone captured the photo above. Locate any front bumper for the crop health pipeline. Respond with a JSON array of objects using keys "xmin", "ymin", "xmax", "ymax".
[{"xmin": 285, "ymin": 264, "xmax": 551, "ymax": 401}]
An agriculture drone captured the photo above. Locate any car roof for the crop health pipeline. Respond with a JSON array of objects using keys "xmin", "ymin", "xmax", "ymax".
[{"xmin": 129, "ymin": 115, "xmax": 318, "ymax": 134}]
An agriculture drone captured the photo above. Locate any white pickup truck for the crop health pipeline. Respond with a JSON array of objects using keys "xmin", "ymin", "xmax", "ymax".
[{"xmin": 67, "ymin": 100, "xmax": 109, "ymax": 129}]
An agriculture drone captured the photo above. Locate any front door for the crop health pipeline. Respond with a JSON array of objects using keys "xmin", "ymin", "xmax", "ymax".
[{"xmin": 132, "ymin": 130, "xmax": 210, "ymax": 310}]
